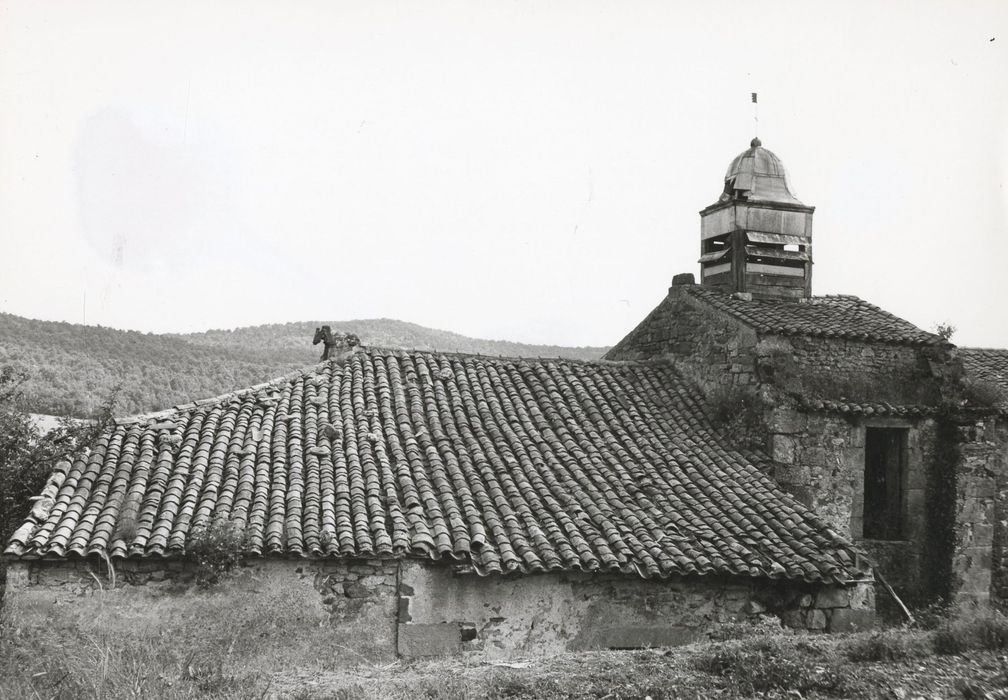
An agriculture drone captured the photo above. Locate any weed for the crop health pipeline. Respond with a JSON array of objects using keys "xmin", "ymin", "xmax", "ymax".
[{"xmin": 936, "ymin": 323, "xmax": 956, "ymax": 342}]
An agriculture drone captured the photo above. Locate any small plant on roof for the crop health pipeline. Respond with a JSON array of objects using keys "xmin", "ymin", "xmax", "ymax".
[
  {"xmin": 935, "ymin": 322, "xmax": 956, "ymax": 342},
  {"xmin": 186, "ymin": 517, "xmax": 249, "ymax": 588}
]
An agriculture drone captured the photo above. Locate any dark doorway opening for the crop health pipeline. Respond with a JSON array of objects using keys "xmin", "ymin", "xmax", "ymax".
[{"xmin": 863, "ymin": 428, "xmax": 907, "ymax": 540}]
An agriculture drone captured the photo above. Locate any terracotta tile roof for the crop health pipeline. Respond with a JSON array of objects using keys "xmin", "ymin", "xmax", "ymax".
[
  {"xmin": 961, "ymin": 348, "xmax": 1008, "ymax": 409},
  {"xmin": 799, "ymin": 398, "xmax": 935, "ymax": 418},
  {"xmin": 962, "ymin": 348, "xmax": 1008, "ymax": 387},
  {"xmin": 6, "ymin": 348, "xmax": 862, "ymax": 584},
  {"xmin": 688, "ymin": 287, "xmax": 940, "ymax": 345}
]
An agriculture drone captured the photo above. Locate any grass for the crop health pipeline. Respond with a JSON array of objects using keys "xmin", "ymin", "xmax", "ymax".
[
  {"xmin": 6, "ymin": 602, "xmax": 1008, "ymax": 699},
  {"xmin": 0, "ymin": 611, "xmax": 271, "ymax": 699},
  {"xmin": 0, "ymin": 560, "xmax": 396, "ymax": 699}
]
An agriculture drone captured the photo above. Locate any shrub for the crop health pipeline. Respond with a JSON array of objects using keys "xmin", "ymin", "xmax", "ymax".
[
  {"xmin": 707, "ymin": 614, "xmax": 790, "ymax": 642},
  {"xmin": 755, "ymin": 339, "xmax": 800, "ymax": 391},
  {"xmin": 186, "ymin": 518, "xmax": 249, "ymax": 587},
  {"xmin": 843, "ymin": 628, "xmax": 928, "ymax": 662},
  {"xmin": 961, "ymin": 379, "xmax": 1005, "ymax": 409},
  {"xmin": 694, "ymin": 637, "xmax": 847, "ymax": 695},
  {"xmin": 933, "ymin": 607, "xmax": 1008, "ymax": 655},
  {"xmin": 911, "ymin": 600, "xmax": 954, "ymax": 631},
  {"xmin": 707, "ymin": 385, "xmax": 767, "ymax": 451}
]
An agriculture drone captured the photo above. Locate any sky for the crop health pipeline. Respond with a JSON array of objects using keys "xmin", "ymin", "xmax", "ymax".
[{"xmin": 1, "ymin": 1, "xmax": 1006, "ymax": 349}]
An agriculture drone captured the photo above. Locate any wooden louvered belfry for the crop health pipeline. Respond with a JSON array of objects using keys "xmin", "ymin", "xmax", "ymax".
[{"xmin": 698, "ymin": 138, "xmax": 815, "ymax": 301}]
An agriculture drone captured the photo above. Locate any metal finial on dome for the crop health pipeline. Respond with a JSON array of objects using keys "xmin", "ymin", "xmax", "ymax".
[{"xmin": 750, "ymin": 137, "xmax": 762, "ymax": 148}]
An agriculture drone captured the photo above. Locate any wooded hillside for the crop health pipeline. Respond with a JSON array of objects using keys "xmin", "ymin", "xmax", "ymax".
[{"xmin": 0, "ymin": 313, "xmax": 607, "ymax": 417}]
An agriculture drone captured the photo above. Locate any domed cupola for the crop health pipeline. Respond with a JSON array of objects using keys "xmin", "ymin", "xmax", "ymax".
[
  {"xmin": 720, "ymin": 137, "xmax": 805, "ymax": 206},
  {"xmin": 699, "ymin": 138, "xmax": 815, "ymax": 300}
]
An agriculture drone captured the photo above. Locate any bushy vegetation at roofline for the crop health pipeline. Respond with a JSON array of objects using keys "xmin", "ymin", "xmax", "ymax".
[
  {"xmin": 0, "ymin": 366, "xmax": 116, "ymax": 547},
  {"xmin": 706, "ymin": 384, "xmax": 768, "ymax": 451},
  {"xmin": 0, "ymin": 312, "xmax": 608, "ymax": 418},
  {"xmin": 186, "ymin": 518, "xmax": 251, "ymax": 588}
]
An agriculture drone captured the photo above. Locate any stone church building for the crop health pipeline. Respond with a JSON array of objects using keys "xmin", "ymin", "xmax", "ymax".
[{"xmin": 4, "ymin": 139, "xmax": 1008, "ymax": 659}]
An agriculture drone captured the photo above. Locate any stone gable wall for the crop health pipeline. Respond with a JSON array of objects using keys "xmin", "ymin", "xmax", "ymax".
[{"xmin": 605, "ymin": 287, "xmax": 759, "ymax": 392}]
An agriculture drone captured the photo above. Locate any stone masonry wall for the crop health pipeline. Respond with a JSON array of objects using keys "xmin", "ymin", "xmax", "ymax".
[
  {"xmin": 786, "ymin": 336, "xmax": 923, "ymax": 386},
  {"xmin": 605, "ymin": 284, "xmax": 759, "ymax": 393},
  {"xmin": 990, "ymin": 419, "xmax": 1008, "ymax": 606},
  {"xmin": 766, "ymin": 408, "xmax": 931, "ymax": 604},
  {"xmin": 758, "ymin": 335, "xmax": 937, "ymax": 410},
  {"xmin": 397, "ymin": 561, "xmax": 873, "ymax": 659},
  {"xmin": 766, "ymin": 406, "xmax": 1005, "ymax": 608},
  {"xmin": 956, "ymin": 418, "xmax": 1004, "ymax": 605},
  {"xmin": 766, "ymin": 409, "xmax": 931, "ymax": 545},
  {"xmin": 5, "ymin": 556, "xmax": 875, "ymax": 660}
]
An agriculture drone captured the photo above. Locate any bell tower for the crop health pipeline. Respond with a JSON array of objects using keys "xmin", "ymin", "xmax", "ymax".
[{"xmin": 698, "ymin": 138, "xmax": 815, "ymax": 300}]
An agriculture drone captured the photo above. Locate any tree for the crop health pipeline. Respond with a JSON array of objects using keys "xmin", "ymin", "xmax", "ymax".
[{"xmin": 0, "ymin": 365, "xmax": 117, "ymax": 546}]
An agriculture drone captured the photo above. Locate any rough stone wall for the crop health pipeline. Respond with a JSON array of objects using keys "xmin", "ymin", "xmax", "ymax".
[
  {"xmin": 604, "ymin": 285, "xmax": 759, "ymax": 392},
  {"xmin": 4, "ymin": 557, "xmax": 399, "ymax": 666},
  {"xmin": 766, "ymin": 409, "xmax": 932, "ymax": 598},
  {"xmin": 397, "ymin": 561, "xmax": 873, "ymax": 659},
  {"xmin": 767, "ymin": 408, "xmax": 865, "ymax": 533},
  {"xmin": 755, "ymin": 335, "xmax": 946, "ymax": 413},
  {"xmin": 990, "ymin": 419, "xmax": 1008, "ymax": 605},
  {"xmin": 785, "ymin": 336, "xmax": 924, "ymax": 388},
  {"xmin": 955, "ymin": 418, "xmax": 1003, "ymax": 605},
  {"xmin": 766, "ymin": 407, "xmax": 1008, "ymax": 607},
  {"xmin": 5, "ymin": 556, "xmax": 876, "ymax": 659}
]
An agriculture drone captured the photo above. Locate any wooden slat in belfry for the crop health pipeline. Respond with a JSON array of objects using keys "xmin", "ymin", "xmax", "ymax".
[
  {"xmin": 746, "ymin": 231, "xmax": 810, "ymax": 246},
  {"xmin": 698, "ymin": 248, "xmax": 731, "ymax": 263},
  {"xmin": 703, "ymin": 262, "xmax": 732, "ymax": 277},
  {"xmin": 745, "ymin": 245, "xmax": 811, "ymax": 262},
  {"xmin": 746, "ymin": 273, "xmax": 806, "ymax": 289},
  {"xmin": 747, "ymin": 262, "xmax": 805, "ymax": 277}
]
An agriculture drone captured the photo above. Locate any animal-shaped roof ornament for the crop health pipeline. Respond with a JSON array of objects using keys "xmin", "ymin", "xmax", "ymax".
[{"xmin": 312, "ymin": 326, "xmax": 361, "ymax": 361}]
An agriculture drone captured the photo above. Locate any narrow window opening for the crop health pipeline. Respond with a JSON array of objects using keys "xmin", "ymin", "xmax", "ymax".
[{"xmin": 863, "ymin": 428, "xmax": 907, "ymax": 540}]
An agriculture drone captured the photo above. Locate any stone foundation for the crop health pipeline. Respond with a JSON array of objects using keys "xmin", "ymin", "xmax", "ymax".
[{"xmin": 3, "ymin": 556, "xmax": 874, "ymax": 660}]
